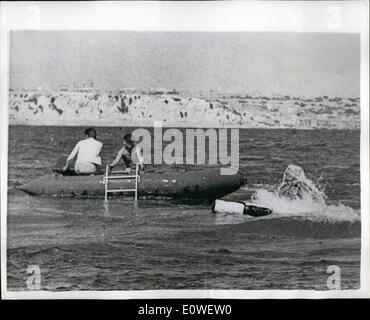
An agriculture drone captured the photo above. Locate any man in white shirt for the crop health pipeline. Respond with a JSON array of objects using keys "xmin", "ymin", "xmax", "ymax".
[{"xmin": 63, "ymin": 128, "xmax": 103, "ymax": 174}]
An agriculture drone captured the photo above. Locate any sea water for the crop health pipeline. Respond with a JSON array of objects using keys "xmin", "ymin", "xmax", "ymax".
[{"xmin": 7, "ymin": 126, "xmax": 361, "ymax": 290}]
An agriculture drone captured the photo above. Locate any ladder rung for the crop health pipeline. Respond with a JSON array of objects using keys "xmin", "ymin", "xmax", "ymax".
[
  {"xmin": 107, "ymin": 189, "xmax": 136, "ymax": 193},
  {"xmin": 106, "ymin": 175, "xmax": 139, "ymax": 179}
]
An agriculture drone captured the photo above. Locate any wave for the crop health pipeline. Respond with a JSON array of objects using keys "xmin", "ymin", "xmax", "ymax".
[
  {"xmin": 251, "ymin": 189, "xmax": 359, "ymax": 222},
  {"xmin": 215, "ymin": 188, "xmax": 360, "ymax": 238},
  {"xmin": 216, "ymin": 216, "xmax": 360, "ymax": 239}
]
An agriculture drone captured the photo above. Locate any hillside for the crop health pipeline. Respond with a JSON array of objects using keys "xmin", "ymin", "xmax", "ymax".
[{"xmin": 8, "ymin": 89, "xmax": 360, "ymax": 129}]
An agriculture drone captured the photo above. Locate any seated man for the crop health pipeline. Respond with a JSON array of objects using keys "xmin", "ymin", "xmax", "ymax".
[
  {"xmin": 109, "ymin": 133, "xmax": 144, "ymax": 172},
  {"xmin": 63, "ymin": 128, "xmax": 103, "ymax": 174}
]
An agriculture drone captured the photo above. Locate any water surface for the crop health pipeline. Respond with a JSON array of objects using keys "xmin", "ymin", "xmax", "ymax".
[{"xmin": 7, "ymin": 126, "xmax": 361, "ymax": 290}]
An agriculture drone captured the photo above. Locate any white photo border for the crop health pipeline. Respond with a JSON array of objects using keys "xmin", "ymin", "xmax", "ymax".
[{"xmin": 0, "ymin": 0, "xmax": 369, "ymax": 299}]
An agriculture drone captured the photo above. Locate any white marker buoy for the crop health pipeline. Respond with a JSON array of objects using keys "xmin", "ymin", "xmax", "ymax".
[
  {"xmin": 212, "ymin": 199, "xmax": 273, "ymax": 217},
  {"xmin": 212, "ymin": 199, "xmax": 245, "ymax": 214}
]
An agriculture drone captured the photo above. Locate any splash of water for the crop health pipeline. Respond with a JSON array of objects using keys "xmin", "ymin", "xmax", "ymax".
[{"xmin": 251, "ymin": 189, "xmax": 359, "ymax": 222}]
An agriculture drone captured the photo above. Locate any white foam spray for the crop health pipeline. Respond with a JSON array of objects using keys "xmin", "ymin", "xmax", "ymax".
[{"xmin": 251, "ymin": 189, "xmax": 359, "ymax": 222}]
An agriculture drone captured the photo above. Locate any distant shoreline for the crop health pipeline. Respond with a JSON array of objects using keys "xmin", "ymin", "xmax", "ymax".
[
  {"xmin": 8, "ymin": 89, "xmax": 360, "ymax": 130},
  {"xmin": 7, "ymin": 124, "xmax": 361, "ymax": 131},
  {"xmin": 8, "ymin": 87, "xmax": 360, "ymax": 101}
]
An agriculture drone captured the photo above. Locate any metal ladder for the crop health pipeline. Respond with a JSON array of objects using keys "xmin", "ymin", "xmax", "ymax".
[{"xmin": 104, "ymin": 163, "xmax": 140, "ymax": 201}]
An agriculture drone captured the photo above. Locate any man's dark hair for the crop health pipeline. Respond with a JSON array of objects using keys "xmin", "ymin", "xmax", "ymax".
[
  {"xmin": 85, "ymin": 128, "xmax": 97, "ymax": 139},
  {"xmin": 123, "ymin": 133, "xmax": 133, "ymax": 144}
]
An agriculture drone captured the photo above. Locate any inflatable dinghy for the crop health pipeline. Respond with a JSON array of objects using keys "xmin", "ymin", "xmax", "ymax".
[
  {"xmin": 212, "ymin": 199, "xmax": 272, "ymax": 217},
  {"xmin": 19, "ymin": 165, "xmax": 245, "ymax": 200}
]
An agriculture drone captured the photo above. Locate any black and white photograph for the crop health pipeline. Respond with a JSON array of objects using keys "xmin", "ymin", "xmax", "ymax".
[{"xmin": 1, "ymin": 1, "xmax": 369, "ymax": 299}]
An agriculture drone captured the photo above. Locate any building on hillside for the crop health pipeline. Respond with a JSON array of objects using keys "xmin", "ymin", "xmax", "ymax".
[{"xmin": 60, "ymin": 80, "xmax": 95, "ymax": 92}]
